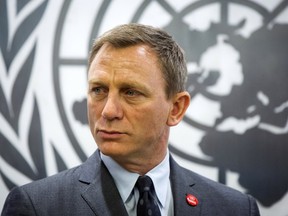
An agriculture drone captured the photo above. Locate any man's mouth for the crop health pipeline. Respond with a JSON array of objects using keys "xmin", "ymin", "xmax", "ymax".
[{"xmin": 97, "ymin": 129, "xmax": 125, "ymax": 139}]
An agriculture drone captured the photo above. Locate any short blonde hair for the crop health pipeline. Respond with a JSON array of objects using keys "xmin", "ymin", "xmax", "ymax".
[{"xmin": 88, "ymin": 23, "xmax": 187, "ymax": 98}]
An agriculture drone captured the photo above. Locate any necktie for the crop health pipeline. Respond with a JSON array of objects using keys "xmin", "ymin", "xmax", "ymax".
[{"xmin": 136, "ymin": 175, "xmax": 161, "ymax": 216}]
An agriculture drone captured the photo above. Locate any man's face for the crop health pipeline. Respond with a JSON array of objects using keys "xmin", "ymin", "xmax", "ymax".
[{"xmin": 87, "ymin": 43, "xmax": 173, "ymax": 167}]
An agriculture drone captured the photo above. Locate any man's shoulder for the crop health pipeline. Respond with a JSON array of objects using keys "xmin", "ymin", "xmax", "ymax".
[
  {"xmin": 171, "ymin": 156, "xmax": 254, "ymax": 202},
  {"xmin": 16, "ymin": 150, "xmax": 100, "ymax": 194},
  {"xmin": 18, "ymin": 164, "xmax": 81, "ymax": 194},
  {"xmin": 2, "ymin": 151, "xmax": 102, "ymax": 215},
  {"xmin": 171, "ymin": 159, "xmax": 260, "ymax": 215}
]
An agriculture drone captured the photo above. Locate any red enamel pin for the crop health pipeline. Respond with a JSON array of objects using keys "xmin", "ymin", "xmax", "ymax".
[{"xmin": 186, "ymin": 194, "xmax": 199, "ymax": 207}]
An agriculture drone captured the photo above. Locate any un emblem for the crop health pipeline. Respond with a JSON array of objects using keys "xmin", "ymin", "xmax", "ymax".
[
  {"xmin": 1, "ymin": 0, "xmax": 287, "ymax": 214},
  {"xmin": 53, "ymin": 0, "xmax": 288, "ymax": 209}
]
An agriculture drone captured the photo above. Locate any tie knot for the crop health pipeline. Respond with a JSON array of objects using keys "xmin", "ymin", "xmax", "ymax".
[{"xmin": 136, "ymin": 175, "xmax": 153, "ymax": 194}]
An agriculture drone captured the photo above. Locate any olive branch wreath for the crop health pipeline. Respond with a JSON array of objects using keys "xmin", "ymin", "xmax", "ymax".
[{"xmin": 0, "ymin": 0, "xmax": 67, "ymax": 191}]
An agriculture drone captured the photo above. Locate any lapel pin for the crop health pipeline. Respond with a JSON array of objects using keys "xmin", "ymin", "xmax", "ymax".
[{"xmin": 186, "ymin": 194, "xmax": 198, "ymax": 207}]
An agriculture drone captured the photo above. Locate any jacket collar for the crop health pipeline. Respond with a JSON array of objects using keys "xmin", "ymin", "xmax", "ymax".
[
  {"xmin": 170, "ymin": 156, "xmax": 202, "ymax": 216},
  {"xmin": 78, "ymin": 150, "xmax": 202, "ymax": 216},
  {"xmin": 79, "ymin": 150, "xmax": 128, "ymax": 216}
]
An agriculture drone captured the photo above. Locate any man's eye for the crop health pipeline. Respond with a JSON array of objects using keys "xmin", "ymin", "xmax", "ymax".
[
  {"xmin": 92, "ymin": 87, "xmax": 101, "ymax": 93},
  {"xmin": 91, "ymin": 87, "xmax": 105, "ymax": 94},
  {"xmin": 125, "ymin": 89, "xmax": 140, "ymax": 97}
]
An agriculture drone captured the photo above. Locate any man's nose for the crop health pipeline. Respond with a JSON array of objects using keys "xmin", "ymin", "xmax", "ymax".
[{"xmin": 101, "ymin": 94, "xmax": 123, "ymax": 120}]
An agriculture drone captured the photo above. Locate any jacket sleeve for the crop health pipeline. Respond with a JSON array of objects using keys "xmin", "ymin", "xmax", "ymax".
[
  {"xmin": 1, "ymin": 187, "xmax": 37, "ymax": 216},
  {"xmin": 248, "ymin": 195, "xmax": 260, "ymax": 216}
]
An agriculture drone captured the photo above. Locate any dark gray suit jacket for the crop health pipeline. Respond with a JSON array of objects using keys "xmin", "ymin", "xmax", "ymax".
[{"xmin": 2, "ymin": 150, "xmax": 260, "ymax": 215}]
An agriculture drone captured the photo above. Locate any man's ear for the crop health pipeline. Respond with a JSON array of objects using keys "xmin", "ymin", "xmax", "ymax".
[{"xmin": 167, "ymin": 91, "xmax": 190, "ymax": 126}]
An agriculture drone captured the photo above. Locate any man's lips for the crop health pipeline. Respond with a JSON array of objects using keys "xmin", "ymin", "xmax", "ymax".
[
  {"xmin": 97, "ymin": 129, "xmax": 123, "ymax": 134},
  {"xmin": 96, "ymin": 129, "xmax": 126, "ymax": 139}
]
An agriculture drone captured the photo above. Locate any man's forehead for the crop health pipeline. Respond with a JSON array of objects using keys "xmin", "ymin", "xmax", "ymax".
[
  {"xmin": 93, "ymin": 43, "xmax": 157, "ymax": 62},
  {"xmin": 89, "ymin": 44, "xmax": 161, "ymax": 76}
]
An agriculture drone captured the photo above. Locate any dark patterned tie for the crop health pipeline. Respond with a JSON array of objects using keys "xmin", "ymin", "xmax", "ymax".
[{"xmin": 136, "ymin": 175, "xmax": 161, "ymax": 216}]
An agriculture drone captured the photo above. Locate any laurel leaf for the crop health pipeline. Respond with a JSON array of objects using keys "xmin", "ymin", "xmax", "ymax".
[
  {"xmin": 0, "ymin": 133, "xmax": 37, "ymax": 180},
  {"xmin": 2, "ymin": 0, "xmax": 48, "ymax": 69},
  {"xmin": 28, "ymin": 97, "xmax": 46, "ymax": 179},
  {"xmin": 52, "ymin": 142, "xmax": 68, "ymax": 172},
  {"xmin": 0, "ymin": 85, "xmax": 10, "ymax": 125},
  {"xmin": 0, "ymin": 0, "xmax": 8, "ymax": 61},
  {"xmin": 10, "ymin": 44, "xmax": 36, "ymax": 133},
  {"xmin": 0, "ymin": 1, "xmax": 49, "ymax": 191},
  {"xmin": 16, "ymin": 1, "xmax": 31, "ymax": 13},
  {"xmin": 0, "ymin": 170, "xmax": 16, "ymax": 190}
]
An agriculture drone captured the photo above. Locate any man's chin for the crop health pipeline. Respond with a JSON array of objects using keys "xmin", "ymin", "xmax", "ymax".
[{"xmin": 99, "ymin": 145, "xmax": 130, "ymax": 158}]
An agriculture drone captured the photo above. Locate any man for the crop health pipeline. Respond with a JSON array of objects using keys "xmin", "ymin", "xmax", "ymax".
[{"xmin": 2, "ymin": 23, "xmax": 260, "ymax": 216}]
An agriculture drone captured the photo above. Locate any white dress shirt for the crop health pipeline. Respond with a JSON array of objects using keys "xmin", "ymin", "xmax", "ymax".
[{"xmin": 101, "ymin": 152, "xmax": 173, "ymax": 216}]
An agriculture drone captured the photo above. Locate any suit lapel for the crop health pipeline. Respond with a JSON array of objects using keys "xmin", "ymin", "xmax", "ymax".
[
  {"xmin": 170, "ymin": 156, "xmax": 202, "ymax": 216},
  {"xmin": 78, "ymin": 151, "xmax": 203, "ymax": 215},
  {"xmin": 79, "ymin": 150, "xmax": 128, "ymax": 216}
]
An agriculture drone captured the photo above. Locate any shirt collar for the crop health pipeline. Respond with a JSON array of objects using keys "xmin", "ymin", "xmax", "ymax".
[
  {"xmin": 146, "ymin": 152, "xmax": 170, "ymax": 208},
  {"xmin": 101, "ymin": 153, "xmax": 139, "ymax": 203},
  {"xmin": 100, "ymin": 152, "xmax": 170, "ymax": 208}
]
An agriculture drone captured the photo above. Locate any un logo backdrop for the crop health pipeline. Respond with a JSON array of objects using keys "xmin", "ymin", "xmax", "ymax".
[{"xmin": 0, "ymin": 0, "xmax": 288, "ymax": 215}]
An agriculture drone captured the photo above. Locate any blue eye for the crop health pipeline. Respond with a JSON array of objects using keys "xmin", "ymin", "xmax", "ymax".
[
  {"xmin": 125, "ymin": 89, "xmax": 140, "ymax": 97},
  {"xmin": 92, "ymin": 87, "xmax": 101, "ymax": 94},
  {"xmin": 126, "ymin": 90, "xmax": 135, "ymax": 96},
  {"xmin": 91, "ymin": 87, "xmax": 107, "ymax": 95}
]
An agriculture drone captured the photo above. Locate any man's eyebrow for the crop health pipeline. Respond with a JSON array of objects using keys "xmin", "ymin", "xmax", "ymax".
[
  {"xmin": 88, "ymin": 78, "xmax": 105, "ymax": 85},
  {"xmin": 119, "ymin": 82, "xmax": 141, "ymax": 89},
  {"xmin": 119, "ymin": 80, "xmax": 151, "ymax": 91},
  {"xmin": 88, "ymin": 78, "xmax": 151, "ymax": 93}
]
